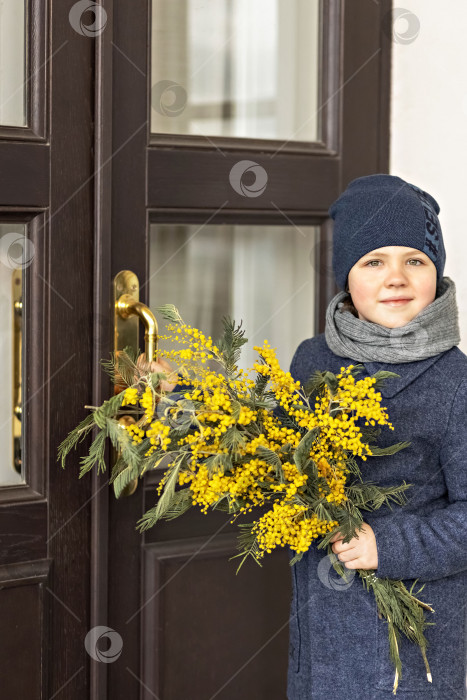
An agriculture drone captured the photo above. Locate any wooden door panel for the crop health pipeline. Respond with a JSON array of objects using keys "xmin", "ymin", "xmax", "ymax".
[
  {"xmin": 0, "ymin": 501, "xmax": 47, "ymax": 565},
  {"xmin": 0, "ymin": 143, "xmax": 49, "ymax": 205},
  {"xmin": 108, "ymin": 477, "xmax": 291, "ymax": 700},
  {"xmin": 142, "ymin": 536, "xmax": 289, "ymax": 700},
  {"xmin": 146, "ymin": 147, "xmax": 338, "ymax": 212},
  {"xmin": 0, "ymin": 559, "xmax": 51, "ymax": 699}
]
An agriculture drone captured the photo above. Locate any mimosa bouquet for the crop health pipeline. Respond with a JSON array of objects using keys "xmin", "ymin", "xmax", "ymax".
[{"xmin": 58, "ymin": 304, "xmax": 435, "ymax": 694}]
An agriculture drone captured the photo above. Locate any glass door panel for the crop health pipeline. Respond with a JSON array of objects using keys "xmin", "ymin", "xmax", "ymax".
[
  {"xmin": 149, "ymin": 223, "xmax": 318, "ymax": 371},
  {"xmin": 150, "ymin": 0, "xmax": 322, "ymax": 142},
  {"xmin": 0, "ymin": 223, "xmax": 28, "ymax": 484},
  {"xmin": 0, "ymin": 0, "xmax": 27, "ymax": 127}
]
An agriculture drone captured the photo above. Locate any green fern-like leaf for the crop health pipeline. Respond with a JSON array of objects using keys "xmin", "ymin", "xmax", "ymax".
[
  {"xmin": 289, "ymin": 550, "xmax": 305, "ymax": 566},
  {"xmin": 303, "ymin": 369, "xmax": 327, "ymax": 398},
  {"xmin": 204, "ymin": 452, "xmax": 233, "ymax": 477},
  {"xmin": 150, "ymin": 454, "xmax": 186, "ymax": 523},
  {"xmin": 212, "ymin": 495, "xmax": 238, "ymax": 513},
  {"xmin": 370, "ymin": 370, "xmax": 401, "ymax": 391},
  {"xmin": 253, "ymin": 368, "xmax": 269, "ymax": 399},
  {"xmin": 358, "ymin": 425, "xmax": 382, "ymax": 445},
  {"xmin": 316, "ymin": 505, "xmax": 363, "ymax": 550},
  {"xmin": 160, "ymin": 488, "xmax": 193, "ymax": 520},
  {"xmin": 154, "ymin": 304, "xmax": 184, "ymax": 325},
  {"xmin": 368, "ymin": 440, "xmax": 411, "ymax": 457},
  {"xmin": 230, "ymin": 523, "xmax": 263, "ymax": 572},
  {"xmin": 93, "ymin": 392, "xmax": 128, "ymax": 429},
  {"xmin": 110, "ymin": 452, "xmax": 127, "ymax": 482},
  {"xmin": 216, "ymin": 317, "xmax": 248, "ymax": 374},
  {"xmin": 347, "ymin": 364, "xmax": 365, "ymax": 377},
  {"xmin": 294, "ymin": 427, "xmax": 319, "ymax": 472},
  {"xmin": 322, "ymin": 371, "xmax": 340, "ymax": 396},
  {"xmin": 112, "ymin": 462, "xmax": 140, "ymax": 498},
  {"xmin": 104, "ymin": 417, "xmax": 142, "ymax": 474},
  {"xmin": 346, "ymin": 480, "xmax": 411, "ymax": 512},
  {"xmin": 99, "ymin": 350, "xmax": 120, "ymax": 384},
  {"xmin": 113, "ymin": 346, "xmax": 141, "ymax": 388},
  {"xmin": 220, "ymin": 426, "xmax": 247, "ymax": 455},
  {"xmin": 100, "ymin": 346, "xmax": 140, "ymax": 387},
  {"xmin": 136, "ymin": 505, "xmax": 160, "ymax": 532},
  {"xmin": 79, "ymin": 429, "xmax": 107, "ymax": 478},
  {"xmin": 255, "ymin": 445, "xmax": 282, "ymax": 469},
  {"xmin": 57, "ymin": 412, "xmax": 96, "ymax": 468}
]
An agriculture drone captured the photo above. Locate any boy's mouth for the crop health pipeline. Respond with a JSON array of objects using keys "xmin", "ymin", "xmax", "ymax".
[{"xmin": 380, "ymin": 297, "xmax": 413, "ymax": 306}]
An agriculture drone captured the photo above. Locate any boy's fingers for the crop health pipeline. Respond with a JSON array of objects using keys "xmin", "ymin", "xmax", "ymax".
[
  {"xmin": 138, "ymin": 353, "xmax": 172, "ymax": 370},
  {"xmin": 330, "ymin": 531, "xmax": 343, "ymax": 543},
  {"xmin": 136, "ymin": 354, "xmax": 167, "ymax": 374},
  {"xmin": 133, "ymin": 353, "xmax": 176, "ymax": 392},
  {"xmin": 155, "ymin": 355, "xmax": 172, "ymax": 370},
  {"xmin": 135, "ymin": 354, "xmax": 148, "ymax": 369}
]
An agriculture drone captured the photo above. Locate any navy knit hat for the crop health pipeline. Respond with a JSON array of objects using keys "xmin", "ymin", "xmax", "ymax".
[{"xmin": 329, "ymin": 174, "xmax": 446, "ymax": 291}]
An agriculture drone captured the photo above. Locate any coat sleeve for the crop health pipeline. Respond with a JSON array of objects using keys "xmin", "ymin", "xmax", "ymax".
[{"xmin": 370, "ymin": 378, "xmax": 467, "ymax": 582}]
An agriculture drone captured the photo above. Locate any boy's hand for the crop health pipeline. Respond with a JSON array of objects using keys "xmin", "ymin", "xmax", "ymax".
[
  {"xmin": 329, "ymin": 522, "xmax": 378, "ymax": 570},
  {"xmin": 135, "ymin": 353, "xmax": 177, "ymax": 393}
]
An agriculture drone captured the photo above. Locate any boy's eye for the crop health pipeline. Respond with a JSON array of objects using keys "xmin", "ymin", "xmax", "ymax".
[{"xmin": 364, "ymin": 258, "xmax": 423, "ymax": 267}]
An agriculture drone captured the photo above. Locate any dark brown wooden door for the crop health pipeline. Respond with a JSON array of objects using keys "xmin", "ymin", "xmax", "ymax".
[
  {"xmin": 0, "ymin": 1, "xmax": 95, "ymax": 698},
  {"xmin": 98, "ymin": 2, "xmax": 392, "ymax": 699},
  {"xmin": 0, "ymin": 1, "xmax": 390, "ymax": 698}
]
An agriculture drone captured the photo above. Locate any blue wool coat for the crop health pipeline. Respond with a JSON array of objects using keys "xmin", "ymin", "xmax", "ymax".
[{"xmin": 287, "ymin": 333, "xmax": 467, "ymax": 700}]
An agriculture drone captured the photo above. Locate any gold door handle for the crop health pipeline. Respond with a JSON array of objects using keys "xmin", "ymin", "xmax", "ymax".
[
  {"xmin": 114, "ymin": 270, "xmax": 159, "ymax": 497},
  {"xmin": 115, "ymin": 294, "xmax": 158, "ymax": 366}
]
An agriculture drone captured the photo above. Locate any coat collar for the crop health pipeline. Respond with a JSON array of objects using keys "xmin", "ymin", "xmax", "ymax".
[{"xmin": 362, "ymin": 353, "xmax": 443, "ymax": 398}]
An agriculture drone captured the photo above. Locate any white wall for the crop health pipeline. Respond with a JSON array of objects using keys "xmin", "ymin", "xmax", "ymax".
[{"xmin": 389, "ymin": 0, "xmax": 467, "ymax": 353}]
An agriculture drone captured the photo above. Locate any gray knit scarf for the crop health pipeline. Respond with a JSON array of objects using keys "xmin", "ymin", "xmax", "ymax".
[{"xmin": 325, "ymin": 276, "xmax": 460, "ymax": 363}]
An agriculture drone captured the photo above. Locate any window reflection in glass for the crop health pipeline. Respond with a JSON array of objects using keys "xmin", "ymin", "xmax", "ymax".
[
  {"xmin": 0, "ymin": 0, "xmax": 27, "ymax": 127},
  {"xmin": 149, "ymin": 223, "xmax": 318, "ymax": 373},
  {"xmin": 0, "ymin": 224, "xmax": 29, "ymax": 485},
  {"xmin": 151, "ymin": 0, "xmax": 321, "ymax": 142}
]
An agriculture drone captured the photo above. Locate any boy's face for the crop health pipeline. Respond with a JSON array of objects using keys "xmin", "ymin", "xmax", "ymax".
[{"xmin": 347, "ymin": 246, "xmax": 438, "ymax": 328}]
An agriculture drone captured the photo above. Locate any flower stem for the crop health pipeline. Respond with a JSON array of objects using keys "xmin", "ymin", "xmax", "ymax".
[{"xmin": 356, "ymin": 569, "xmax": 434, "ymax": 694}]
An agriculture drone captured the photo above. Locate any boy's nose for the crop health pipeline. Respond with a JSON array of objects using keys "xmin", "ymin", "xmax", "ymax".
[{"xmin": 384, "ymin": 264, "xmax": 409, "ymax": 285}]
